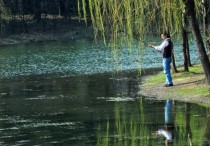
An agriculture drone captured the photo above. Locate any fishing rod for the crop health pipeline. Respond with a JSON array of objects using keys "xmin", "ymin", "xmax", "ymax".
[
  {"xmin": 120, "ymin": 31, "xmax": 149, "ymax": 46},
  {"xmin": 138, "ymin": 39, "xmax": 149, "ymax": 46}
]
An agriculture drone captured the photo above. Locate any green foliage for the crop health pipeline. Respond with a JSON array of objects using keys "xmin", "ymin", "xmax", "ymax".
[
  {"xmin": 79, "ymin": 0, "xmax": 185, "ymax": 46},
  {"xmin": 0, "ymin": 0, "xmax": 10, "ymax": 18},
  {"xmin": 78, "ymin": 0, "xmax": 188, "ymax": 74},
  {"xmin": 0, "ymin": 0, "xmax": 10, "ymax": 34}
]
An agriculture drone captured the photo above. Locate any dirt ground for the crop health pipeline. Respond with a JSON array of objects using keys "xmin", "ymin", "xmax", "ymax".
[{"xmin": 139, "ymin": 70, "xmax": 210, "ymax": 105}]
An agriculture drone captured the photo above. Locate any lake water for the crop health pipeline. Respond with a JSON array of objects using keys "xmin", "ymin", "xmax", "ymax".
[
  {"xmin": 0, "ymin": 39, "xmax": 199, "ymax": 80},
  {"xmin": 0, "ymin": 72, "xmax": 209, "ymax": 145},
  {"xmin": 0, "ymin": 39, "xmax": 208, "ymax": 145}
]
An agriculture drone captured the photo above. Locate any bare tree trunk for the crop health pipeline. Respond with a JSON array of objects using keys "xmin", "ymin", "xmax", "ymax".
[
  {"xmin": 181, "ymin": 11, "xmax": 189, "ymax": 72},
  {"xmin": 167, "ymin": 30, "xmax": 178, "ymax": 73},
  {"xmin": 182, "ymin": 10, "xmax": 192, "ymax": 67},
  {"xmin": 202, "ymin": 0, "xmax": 210, "ymax": 51},
  {"xmin": 185, "ymin": 103, "xmax": 192, "ymax": 146},
  {"xmin": 183, "ymin": 0, "xmax": 210, "ymax": 85},
  {"xmin": 33, "ymin": 0, "xmax": 41, "ymax": 22},
  {"xmin": 186, "ymin": 35, "xmax": 192, "ymax": 67},
  {"xmin": 10, "ymin": 15, "xmax": 15, "ymax": 34},
  {"xmin": 202, "ymin": 108, "xmax": 210, "ymax": 146},
  {"xmin": 202, "ymin": 0, "xmax": 210, "ymax": 62},
  {"xmin": 182, "ymin": 27, "xmax": 189, "ymax": 71},
  {"xmin": 42, "ymin": 13, "xmax": 47, "ymax": 32},
  {"xmin": 20, "ymin": 14, "xmax": 28, "ymax": 33},
  {"xmin": 171, "ymin": 54, "xmax": 178, "ymax": 73},
  {"xmin": 0, "ymin": 12, "xmax": 2, "ymax": 36}
]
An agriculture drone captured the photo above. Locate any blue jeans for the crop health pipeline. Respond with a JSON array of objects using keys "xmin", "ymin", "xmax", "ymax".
[
  {"xmin": 163, "ymin": 57, "xmax": 173, "ymax": 84},
  {"xmin": 165, "ymin": 99, "xmax": 172, "ymax": 123}
]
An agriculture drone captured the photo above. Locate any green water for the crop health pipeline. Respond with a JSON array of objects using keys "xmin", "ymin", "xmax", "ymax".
[
  {"xmin": 0, "ymin": 39, "xmax": 206, "ymax": 145},
  {"xmin": 0, "ymin": 39, "xmax": 199, "ymax": 80},
  {"xmin": 0, "ymin": 72, "xmax": 209, "ymax": 145}
]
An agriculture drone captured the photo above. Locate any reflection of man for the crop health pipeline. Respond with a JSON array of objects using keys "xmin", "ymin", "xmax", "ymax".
[{"xmin": 157, "ymin": 99, "xmax": 174, "ymax": 145}]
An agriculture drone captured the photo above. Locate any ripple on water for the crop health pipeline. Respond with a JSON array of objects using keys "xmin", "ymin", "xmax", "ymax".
[
  {"xmin": 25, "ymin": 95, "xmax": 65, "ymax": 100},
  {"xmin": 22, "ymin": 122, "xmax": 84, "ymax": 129},
  {"xmin": 97, "ymin": 96, "xmax": 136, "ymax": 102}
]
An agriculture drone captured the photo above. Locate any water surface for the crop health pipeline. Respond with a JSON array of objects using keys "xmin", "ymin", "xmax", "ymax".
[
  {"xmin": 0, "ymin": 73, "xmax": 209, "ymax": 145},
  {"xmin": 0, "ymin": 39, "xmax": 199, "ymax": 79},
  {"xmin": 0, "ymin": 37, "xmax": 207, "ymax": 145}
]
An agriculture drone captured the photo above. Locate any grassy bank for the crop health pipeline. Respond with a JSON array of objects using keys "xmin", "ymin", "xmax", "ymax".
[{"xmin": 139, "ymin": 64, "xmax": 210, "ymax": 104}]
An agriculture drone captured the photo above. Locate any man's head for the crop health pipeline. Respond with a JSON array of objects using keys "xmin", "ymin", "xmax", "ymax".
[{"xmin": 161, "ymin": 32, "xmax": 169, "ymax": 40}]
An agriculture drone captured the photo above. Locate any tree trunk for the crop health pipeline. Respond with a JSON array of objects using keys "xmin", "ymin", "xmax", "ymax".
[
  {"xmin": 181, "ymin": 10, "xmax": 189, "ymax": 71},
  {"xmin": 20, "ymin": 14, "xmax": 28, "ymax": 33},
  {"xmin": 42, "ymin": 14, "xmax": 46, "ymax": 32},
  {"xmin": 0, "ymin": 12, "xmax": 2, "ymax": 36},
  {"xmin": 182, "ymin": 27, "xmax": 189, "ymax": 71},
  {"xmin": 33, "ymin": 0, "xmax": 41, "ymax": 22},
  {"xmin": 186, "ymin": 35, "xmax": 192, "ymax": 67},
  {"xmin": 167, "ymin": 30, "xmax": 178, "ymax": 73},
  {"xmin": 183, "ymin": 0, "xmax": 210, "ymax": 85},
  {"xmin": 185, "ymin": 103, "xmax": 192, "ymax": 146},
  {"xmin": 171, "ymin": 54, "xmax": 178, "ymax": 73},
  {"xmin": 202, "ymin": 0, "xmax": 210, "ymax": 61},
  {"xmin": 182, "ymin": 11, "xmax": 192, "ymax": 67},
  {"xmin": 202, "ymin": 0, "xmax": 210, "ymax": 51}
]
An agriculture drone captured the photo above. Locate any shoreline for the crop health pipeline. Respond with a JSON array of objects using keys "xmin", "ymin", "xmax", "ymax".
[
  {"xmin": 139, "ymin": 65, "xmax": 210, "ymax": 105},
  {"xmin": 0, "ymin": 27, "xmax": 93, "ymax": 46}
]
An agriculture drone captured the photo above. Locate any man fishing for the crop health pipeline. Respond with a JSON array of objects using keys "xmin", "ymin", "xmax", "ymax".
[{"xmin": 148, "ymin": 32, "xmax": 174, "ymax": 87}]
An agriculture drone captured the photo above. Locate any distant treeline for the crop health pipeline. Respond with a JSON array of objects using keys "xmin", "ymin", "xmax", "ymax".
[
  {"xmin": 1, "ymin": 0, "xmax": 85, "ymax": 34},
  {"xmin": 4, "ymin": 0, "xmax": 78, "ymax": 19}
]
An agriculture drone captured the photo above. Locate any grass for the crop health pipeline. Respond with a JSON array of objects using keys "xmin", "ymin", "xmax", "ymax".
[
  {"xmin": 178, "ymin": 85, "xmax": 209, "ymax": 97},
  {"xmin": 143, "ymin": 65, "xmax": 205, "ymax": 86},
  {"xmin": 143, "ymin": 73, "xmax": 165, "ymax": 86},
  {"xmin": 141, "ymin": 64, "xmax": 210, "ymax": 100}
]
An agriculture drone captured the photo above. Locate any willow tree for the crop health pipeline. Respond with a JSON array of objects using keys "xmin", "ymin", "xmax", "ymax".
[
  {"xmin": 183, "ymin": 0, "xmax": 210, "ymax": 85},
  {"xmin": 79, "ymin": 0, "xmax": 210, "ymax": 85},
  {"xmin": 198, "ymin": 0, "xmax": 210, "ymax": 51},
  {"xmin": 195, "ymin": 0, "xmax": 210, "ymax": 58}
]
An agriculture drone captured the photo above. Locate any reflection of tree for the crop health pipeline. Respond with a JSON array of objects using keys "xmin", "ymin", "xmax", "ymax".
[
  {"xmin": 202, "ymin": 108, "xmax": 210, "ymax": 146},
  {"xmin": 97, "ymin": 98, "xmax": 157, "ymax": 146},
  {"xmin": 185, "ymin": 103, "xmax": 192, "ymax": 146},
  {"xmin": 96, "ymin": 99, "xmax": 210, "ymax": 146}
]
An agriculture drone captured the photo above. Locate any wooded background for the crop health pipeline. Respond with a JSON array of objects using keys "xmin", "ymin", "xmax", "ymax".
[{"xmin": 0, "ymin": 0, "xmax": 82, "ymax": 34}]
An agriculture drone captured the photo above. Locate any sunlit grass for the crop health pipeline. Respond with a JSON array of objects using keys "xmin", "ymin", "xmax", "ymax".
[
  {"xmin": 144, "ymin": 64, "xmax": 209, "ymax": 91},
  {"xmin": 143, "ymin": 64, "xmax": 204, "ymax": 87},
  {"xmin": 141, "ymin": 64, "xmax": 210, "ymax": 100},
  {"xmin": 143, "ymin": 73, "xmax": 165, "ymax": 86},
  {"xmin": 178, "ymin": 85, "xmax": 209, "ymax": 97}
]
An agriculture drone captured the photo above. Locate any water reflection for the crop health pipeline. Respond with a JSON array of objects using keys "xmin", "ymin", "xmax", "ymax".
[
  {"xmin": 97, "ymin": 98, "xmax": 210, "ymax": 146},
  {"xmin": 157, "ymin": 99, "xmax": 174, "ymax": 145},
  {"xmin": 202, "ymin": 108, "xmax": 210, "ymax": 146},
  {"xmin": 0, "ymin": 73, "xmax": 210, "ymax": 145}
]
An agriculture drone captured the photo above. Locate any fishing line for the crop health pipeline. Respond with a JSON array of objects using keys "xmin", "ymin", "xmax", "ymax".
[{"xmin": 119, "ymin": 31, "xmax": 149, "ymax": 46}]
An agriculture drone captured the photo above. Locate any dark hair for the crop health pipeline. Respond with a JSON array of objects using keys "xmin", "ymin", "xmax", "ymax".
[{"xmin": 161, "ymin": 31, "xmax": 170, "ymax": 38}]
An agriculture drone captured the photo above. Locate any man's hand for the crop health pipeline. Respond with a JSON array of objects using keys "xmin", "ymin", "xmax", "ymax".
[{"xmin": 148, "ymin": 44, "xmax": 155, "ymax": 48}]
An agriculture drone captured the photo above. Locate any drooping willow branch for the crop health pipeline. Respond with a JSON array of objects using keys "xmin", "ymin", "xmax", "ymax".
[{"xmin": 78, "ymin": 0, "xmax": 184, "ymax": 46}]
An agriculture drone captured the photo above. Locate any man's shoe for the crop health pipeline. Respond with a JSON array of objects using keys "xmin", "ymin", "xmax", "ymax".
[{"xmin": 165, "ymin": 84, "xmax": 173, "ymax": 87}]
